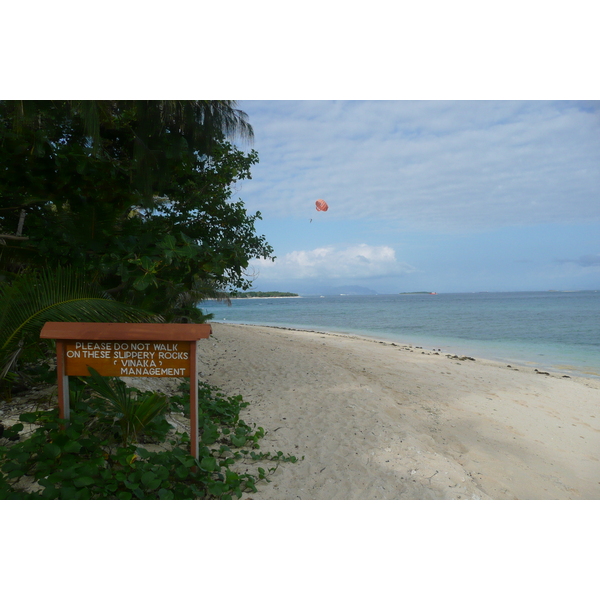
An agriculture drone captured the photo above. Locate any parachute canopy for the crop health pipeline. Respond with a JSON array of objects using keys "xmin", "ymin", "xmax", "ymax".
[{"xmin": 315, "ymin": 199, "xmax": 328, "ymax": 212}]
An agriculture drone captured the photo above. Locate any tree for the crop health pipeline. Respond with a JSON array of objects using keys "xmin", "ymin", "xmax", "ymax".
[{"xmin": 0, "ymin": 101, "xmax": 273, "ymax": 318}]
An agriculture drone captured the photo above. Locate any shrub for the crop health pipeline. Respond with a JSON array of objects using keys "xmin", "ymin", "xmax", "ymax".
[{"xmin": 0, "ymin": 379, "xmax": 300, "ymax": 500}]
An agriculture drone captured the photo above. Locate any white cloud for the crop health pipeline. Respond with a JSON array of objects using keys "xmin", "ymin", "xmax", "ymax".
[
  {"xmin": 557, "ymin": 254, "xmax": 600, "ymax": 269},
  {"xmin": 238, "ymin": 101, "xmax": 600, "ymax": 232},
  {"xmin": 250, "ymin": 244, "xmax": 416, "ymax": 281}
]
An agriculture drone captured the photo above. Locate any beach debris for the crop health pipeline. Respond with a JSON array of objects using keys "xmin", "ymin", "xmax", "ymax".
[
  {"xmin": 447, "ymin": 354, "xmax": 475, "ymax": 361},
  {"xmin": 315, "ymin": 199, "xmax": 329, "ymax": 212},
  {"xmin": 426, "ymin": 470, "xmax": 439, "ymax": 484},
  {"xmin": 535, "ymin": 369, "xmax": 551, "ymax": 375}
]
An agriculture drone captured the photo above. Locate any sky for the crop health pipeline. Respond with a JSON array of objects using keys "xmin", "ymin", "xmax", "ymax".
[
  {"xmin": 231, "ymin": 100, "xmax": 600, "ymax": 294},
  {"xmin": 7, "ymin": 4, "xmax": 599, "ymax": 297}
]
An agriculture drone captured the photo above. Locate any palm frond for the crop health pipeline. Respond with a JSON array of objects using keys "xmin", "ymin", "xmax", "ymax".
[
  {"xmin": 0, "ymin": 267, "xmax": 161, "ymax": 379},
  {"xmin": 84, "ymin": 367, "xmax": 170, "ymax": 445}
]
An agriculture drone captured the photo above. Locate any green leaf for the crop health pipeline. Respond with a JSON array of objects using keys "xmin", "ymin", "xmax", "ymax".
[
  {"xmin": 201, "ymin": 426, "xmax": 219, "ymax": 445},
  {"xmin": 19, "ymin": 413, "xmax": 39, "ymax": 424},
  {"xmin": 200, "ymin": 456, "xmax": 218, "ymax": 472},
  {"xmin": 139, "ymin": 255, "xmax": 157, "ymax": 272},
  {"xmin": 230, "ymin": 435, "xmax": 247, "ymax": 447},
  {"xmin": 225, "ymin": 470, "xmax": 240, "ymax": 484},
  {"xmin": 132, "ymin": 274, "xmax": 155, "ymax": 291},
  {"xmin": 141, "ymin": 471, "xmax": 159, "ymax": 488},
  {"xmin": 77, "ymin": 463, "xmax": 100, "ymax": 479},
  {"xmin": 76, "ymin": 488, "xmax": 92, "ymax": 500},
  {"xmin": 61, "ymin": 486, "xmax": 79, "ymax": 500},
  {"xmin": 160, "ymin": 235, "xmax": 177, "ymax": 250},
  {"xmin": 66, "ymin": 426, "xmax": 82, "ymax": 439},
  {"xmin": 42, "ymin": 485, "xmax": 60, "ymax": 499},
  {"xmin": 62, "ymin": 440, "xmax": 82, "ymax": 453},
  {"xmin": 74, "ymin": 476, "xmax": 95, "ymax": 487},
  {"xmin": 2, "ymin": 423, "xmax": 23, "ymax": 438},
  {"xmin": 155, "ymin": 465, "xmax": 169, "ymax": 480},
  {"xmin": 175, "ymin": 466, "xmax": 189, "ymax": 479},
  {"xmin": 136, "ymin": 447, "xmax": 151, "ymax": 459},
  {"xmin": 6, "ymin": 469, "xmax": 26, "ymax": 480},
  {"xmin": 44, "ymin": 444, "xmax": 61, "ymax": 459},
  {"xmin": 208, "ymin": 481, "xmax": 226, "ymax": 497},
  {"xmin": 13, "ymin": 451, "xmax": 30, "ymax": 464}
]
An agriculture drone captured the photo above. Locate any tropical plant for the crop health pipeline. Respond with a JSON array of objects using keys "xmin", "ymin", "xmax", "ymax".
[
  {"xmin": 0, "ymin": 380, "xmax": 301, "ymax": 500},
  {"xmin": 82, "ymin": 367, "xmax": 170, "ymax": 446},
  {"xmin": 0, "ymin": 266, "xmax": 160, "ymax": 383}
]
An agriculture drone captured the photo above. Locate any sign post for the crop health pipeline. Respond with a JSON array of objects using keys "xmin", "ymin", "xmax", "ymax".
[{"xmin": 40, "ymin": 322, "xmax": 212, "ymax": 461}]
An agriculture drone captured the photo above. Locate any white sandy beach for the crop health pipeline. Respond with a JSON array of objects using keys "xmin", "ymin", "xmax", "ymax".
[{"xmin": 198, "ymin": 322, "xmax": 600, "ymax": 500}]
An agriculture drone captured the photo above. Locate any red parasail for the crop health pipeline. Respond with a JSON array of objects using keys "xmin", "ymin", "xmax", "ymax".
[{"xmin": 315, "ymin": 199, "xmax": 329, "ymax": 212}]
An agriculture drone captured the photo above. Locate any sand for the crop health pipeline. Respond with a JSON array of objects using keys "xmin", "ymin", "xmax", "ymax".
[{"xmin": 197, "ymin": 322, "xmax": 600, "ymax": 500}]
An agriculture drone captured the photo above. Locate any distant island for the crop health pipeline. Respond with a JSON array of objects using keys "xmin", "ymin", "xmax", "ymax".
[{"xmin": 234, "ymin": 291, "xmax": 299, "ymax": 298}]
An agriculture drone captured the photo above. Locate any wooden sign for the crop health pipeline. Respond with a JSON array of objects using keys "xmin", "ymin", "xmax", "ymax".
[
  {"xmin": 63, "ymin": 340, "xmax": 192, "ymax": 377},
  {"xmin": 40, "ymin": 322, "xmax": 212, "ymax": 461}
]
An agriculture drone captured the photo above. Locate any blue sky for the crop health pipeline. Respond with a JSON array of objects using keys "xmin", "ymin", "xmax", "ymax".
[
  {"xmin": 231, "ymin": 101, "xmax": 600, "ymax": 294},
  {"xmin": 8, "ymin": 6, "xmax": 599, "ymax": 296}
]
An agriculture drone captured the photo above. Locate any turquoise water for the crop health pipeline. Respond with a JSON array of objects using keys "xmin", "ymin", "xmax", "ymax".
[{"xmin": 201, "ymin": 291, "xmax": 600, "ymax": 378}]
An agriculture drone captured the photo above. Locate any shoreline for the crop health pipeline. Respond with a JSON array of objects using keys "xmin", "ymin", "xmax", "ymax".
[
  {"xmin": 230, "ymin": 296, "xmax": 302, "ymax": 300},
  {"xmin": 211, "ymin": 320, "xmax": 600, "ymax": 381},
  {"xmin": 199, "ymin": 322, "xmax": 600, "ymax": 499}
]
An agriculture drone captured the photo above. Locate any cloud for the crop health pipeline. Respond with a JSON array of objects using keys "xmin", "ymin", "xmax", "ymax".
[
  {"xmin": 250, "ymin": 244, "xmax": 416, "ymax": 281},
  {"xmin": 557, "ymin": 254, "xmax": 600, "ymax": 268},
  {"xmin": 238, "ymin": 101, "xmax": 600, "ymax": 232}
]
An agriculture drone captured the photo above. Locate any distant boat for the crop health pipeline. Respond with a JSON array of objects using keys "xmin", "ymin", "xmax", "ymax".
[{"xmin": 430, "ymin": 292, "xmax": 437, "ymax": 295}]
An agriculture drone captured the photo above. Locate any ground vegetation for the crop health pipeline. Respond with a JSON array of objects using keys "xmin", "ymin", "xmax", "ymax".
[
  {"xmin": 0, "ymin": 101, "xmax": 293, "ymax": 498},
  {"xmin": 0, "ymin": 376, "xmax": 299, "ymax": 499}
]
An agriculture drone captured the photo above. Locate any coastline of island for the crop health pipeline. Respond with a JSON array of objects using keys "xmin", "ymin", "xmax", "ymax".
[{"xmin": 232, "ymin": 291, "xmax": 300, "ymax": 299}]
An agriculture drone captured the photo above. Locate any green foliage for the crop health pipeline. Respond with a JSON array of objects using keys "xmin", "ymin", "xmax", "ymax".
[
  {"xmin": 0, "ymin": 266, "xmax": 159, "ymax": 383},
  {"xmin": 0, "ymin": 380, "xmax": 300, "ymax": 500},
  {"xmin": 0, "ymin": 101, "xmax": 274, "ymax": 321},
  {"xmin": 83, "ymin": 367, "xmax": 170, "ymax": 446}
]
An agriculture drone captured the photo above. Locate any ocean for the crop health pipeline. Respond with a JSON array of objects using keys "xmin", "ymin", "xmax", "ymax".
[{"xmin": 200, "ymin": 291, "xmax": 600, "ymax": 379}]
